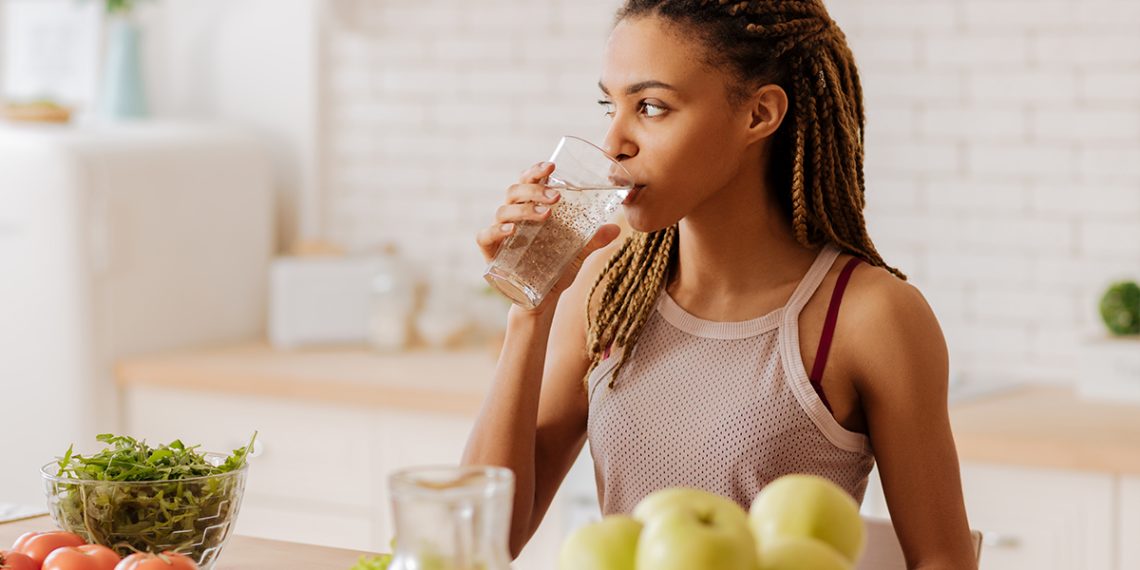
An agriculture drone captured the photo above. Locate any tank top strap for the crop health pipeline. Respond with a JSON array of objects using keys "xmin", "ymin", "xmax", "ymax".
[{"xmin": 783, "ymin": 243, "xmax": 842, "ymax": 315}]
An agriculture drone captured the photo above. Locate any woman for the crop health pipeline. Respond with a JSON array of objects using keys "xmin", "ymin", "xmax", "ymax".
[{"xmin": 465, "ymin": 0, "xmax": 977, "ymax": 567}]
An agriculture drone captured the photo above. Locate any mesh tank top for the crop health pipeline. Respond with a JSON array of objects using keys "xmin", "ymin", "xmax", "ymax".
[{"xmin": 586, "ymin": 243, "xmax": 875, "ymax": 515}]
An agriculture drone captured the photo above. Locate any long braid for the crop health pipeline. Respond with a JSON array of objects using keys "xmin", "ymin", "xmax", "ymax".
[
  {"xmin": 586, "ymin": 226, "xmax": 677, "ymax": 387},
  {"xmin": 590, "ymin": 0, "xmax": 903, "ymax": 390}
]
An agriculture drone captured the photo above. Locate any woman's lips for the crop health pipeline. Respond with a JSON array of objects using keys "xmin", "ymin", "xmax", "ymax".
[{"xmin": 624, "ymin": 184, "xmax": 646, "ymax": 205}]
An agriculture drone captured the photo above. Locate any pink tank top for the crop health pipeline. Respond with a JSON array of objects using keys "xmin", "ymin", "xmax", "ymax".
[{"xmin": 586, "ymin": 243, "xmax": 875, "ymax": 515}]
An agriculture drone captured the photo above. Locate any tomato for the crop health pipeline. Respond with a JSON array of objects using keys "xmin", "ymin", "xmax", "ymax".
[
  {"xmin": 12, "ymin": 531, "xmax": 88, "ymax": 565},
  {"xmin": 43, "ymin": 545, "xmax": 122, "ymax": 570},
  {"xmin": 0, "ymin": 550, "xmax": 39, "ymax": 570},
  {"xmin": 113, "ymin": 553, "xmax": 197, "ymax": 570}
]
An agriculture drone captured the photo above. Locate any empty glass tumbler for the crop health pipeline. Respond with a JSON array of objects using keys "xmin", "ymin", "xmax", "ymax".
[{"xmin": 387, "ymin": 465, "xmax": 515, "ymax": 570}]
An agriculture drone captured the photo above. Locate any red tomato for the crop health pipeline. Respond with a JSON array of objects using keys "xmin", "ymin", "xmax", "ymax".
[
  {"xmin": 0, "ymin": 550, "xmax": 39, "ymax": 570},
  {"xmin": 12, "ymin": 531, "xmax": 88, "ymax": 565},
  {"xmin": 113, "ymin": 553, "xmax": 197, "ymax": 570},
  {"xmin": 43, "ymin": 545, "xmax": 122, "ymax": 570}
]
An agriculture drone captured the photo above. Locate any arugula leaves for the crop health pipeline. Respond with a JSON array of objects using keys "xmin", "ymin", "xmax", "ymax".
[
  {"xmin": 55, "ymin": 433, "xmax": 254, "ymax": 481},
  {"xmin": 49, "ymin": 433, "xmax": 257, "ymax": 564}
]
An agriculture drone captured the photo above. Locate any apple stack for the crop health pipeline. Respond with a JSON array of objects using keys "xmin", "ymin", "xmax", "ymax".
[{"xmin": 559, "ymin": 474, "xmax": 865, "ymax": 570}]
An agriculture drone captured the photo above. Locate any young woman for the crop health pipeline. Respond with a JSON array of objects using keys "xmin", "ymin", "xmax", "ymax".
[{"xmin": 465, "ymin": 1, "xmax": 976, "ymax": 567}]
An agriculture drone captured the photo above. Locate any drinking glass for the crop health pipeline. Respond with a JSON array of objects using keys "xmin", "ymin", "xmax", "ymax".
[{"xmin": 483, "ymin": 136, "xmax": 633, "ymax": 309}]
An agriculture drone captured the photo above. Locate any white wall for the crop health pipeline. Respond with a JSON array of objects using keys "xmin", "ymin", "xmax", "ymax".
[
  {"xmin": 319, "ymin": 0, "xmax": 616, "ymax": 285},
  {"xmin": 833, "ymin": 0, "xmax": 1140, "ymax": 385},
  {"xmin": 319, "ymin": 0, "xmax": 1140, "ymax": 387}
]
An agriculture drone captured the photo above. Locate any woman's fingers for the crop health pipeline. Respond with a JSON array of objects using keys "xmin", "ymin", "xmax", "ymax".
[
  {"xmin": 475, "ymin": 161, "xmax": 560, "ymax": 265},
  {"xmin": 495, "ymin": 202, "xmax": 552, "ymax": 224},
  {"xmin": 506, "ymin": 183, "xmax": 561, "ymax": 205},
  {"xmin": 475, "ymin": 222, "xmax": 517, "ymax": 262},
  {"xmin": 519, "ymin": 161, "xmax": 555, "ymax": 184},
  {"xmin": 477, "ymin": 201, "xmax": 552, "ymax": 262}
]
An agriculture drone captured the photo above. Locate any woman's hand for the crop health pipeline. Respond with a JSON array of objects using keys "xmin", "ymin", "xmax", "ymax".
[{"xmin": 477, "ymin": 162, "xmax": 621, "ymax": 314}]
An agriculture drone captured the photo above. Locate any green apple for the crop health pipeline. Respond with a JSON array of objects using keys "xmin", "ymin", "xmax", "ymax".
[
  {"xmin": 558, "ymin": 515, "xmax": 642, "ymax": 570},
  {"xmin": 633, "ymin": 488, "xmax": 759, "ymax": 570},
  {"xmin": 749, "ymin": 474, "xmax": 865, "ymax": 564},
  {"xmin": 632, "ymin": 487, "xmax": 751, "ymax": 529},
  {"xmin": 758, "ymin": 535, "xmax": 853, "ymax": 570}
]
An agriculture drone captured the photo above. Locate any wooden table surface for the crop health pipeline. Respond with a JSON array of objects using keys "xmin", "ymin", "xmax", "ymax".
[{"xmin": 0, "ymin": 515, "xmax": 376, "ymax": 569}]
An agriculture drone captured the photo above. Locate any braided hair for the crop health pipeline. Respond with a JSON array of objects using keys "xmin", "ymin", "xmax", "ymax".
[{"xmin": 586, "ymin": 0, "xmax": 903, "ymax": 388}]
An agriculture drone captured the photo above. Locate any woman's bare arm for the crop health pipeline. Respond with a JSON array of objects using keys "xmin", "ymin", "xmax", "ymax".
[
  {"xmin": 848, "ymin": 274, "xmax": 977, "ymax": 570},
  {"xmin": 463, "ymin": 163, "xmax": 623, "ymax": 556}
]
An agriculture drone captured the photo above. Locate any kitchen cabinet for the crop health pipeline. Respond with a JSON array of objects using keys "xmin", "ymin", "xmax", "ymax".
[
  {"xmin": 124, "ymin": 386, "xmax": 379, "ymax": 550},
  {"xmin": 1120, "ymin": 476, "xmax": 1140, "ymax": 569},
  {"xmin": 961, "ymin": 463, "xmax": 1114, "ymax": 570}
]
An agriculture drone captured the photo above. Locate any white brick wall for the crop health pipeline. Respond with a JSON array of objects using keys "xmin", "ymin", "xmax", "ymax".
[{"xmin": 320, "ymin": 0, "xmax": 1140, "ymax": 387}]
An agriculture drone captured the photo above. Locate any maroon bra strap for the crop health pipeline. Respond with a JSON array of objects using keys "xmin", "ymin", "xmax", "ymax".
[{"xmin": 810, "ymin": 257, "xmax": 863, "ymax": 410}]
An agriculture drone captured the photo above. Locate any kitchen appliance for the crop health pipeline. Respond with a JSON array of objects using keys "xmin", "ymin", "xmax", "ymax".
[{"xmin": 0, "ymin": 122, "xmax": 273, "ymax": 506}]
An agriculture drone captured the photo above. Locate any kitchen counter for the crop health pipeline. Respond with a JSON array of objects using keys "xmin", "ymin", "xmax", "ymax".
[
  {"xmin": 0, "ymin": 515, "xmax": 372, "ymax": 569},
  {"xmin": 950, "ymin": 385, "xmax": 1140, "ymax": 475},
  {"xmin": 116, "ymin": 342, "xmax": 497, "ymax": 415},
  {"xmin": 116, "ymin": 343, "xmax": 1140, "ymax": 475}
]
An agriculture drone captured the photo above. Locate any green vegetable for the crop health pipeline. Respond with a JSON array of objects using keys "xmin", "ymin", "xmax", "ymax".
[
  {"xmin": 1100, "ymin": 281, "xmax": 1140, "ymax": 336},
  {"xmin": 348, "ymin": 554, "xmax": 393, "ymax": 570},
  {"xmin": 49, "ymin": 432, "xmax": 256, "ymax": 562}
]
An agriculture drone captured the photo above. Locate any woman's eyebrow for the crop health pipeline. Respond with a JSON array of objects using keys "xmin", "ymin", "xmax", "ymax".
[{"xmin": 598, "ymin": 79, "xmax": 679, "ymax": 95}]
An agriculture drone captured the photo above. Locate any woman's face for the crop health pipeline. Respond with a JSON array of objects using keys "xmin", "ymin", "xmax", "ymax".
[{"xmin": 599, "ymin": 16, "xmax": 757, "ymax": 232}]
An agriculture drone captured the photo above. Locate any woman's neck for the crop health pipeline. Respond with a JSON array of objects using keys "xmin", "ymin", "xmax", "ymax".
[{"xmin": 666, "ymin": 175, "xmax": 819, "ymax": 321}]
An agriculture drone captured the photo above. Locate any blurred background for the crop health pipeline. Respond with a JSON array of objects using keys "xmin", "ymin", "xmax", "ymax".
[{"xmin": 1, "ymin": 0, "xmax": 1138, "ymax": 568}]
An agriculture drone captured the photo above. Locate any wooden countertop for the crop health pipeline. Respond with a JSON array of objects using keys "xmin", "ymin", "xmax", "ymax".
[
  {"xmin": 950, "ymin": 385, "xmax": 1140, "ymax": 476},
  {"xmin": 116, "ymin": 342, "xmax": 498, "ymax": 415},
  {"xmin": 0, "ymin": 515, "xmax": 372, "ymax": 569},
  {"xmin": 116, "ymin": 343, "xmax": 1140, "ymax": 475}
]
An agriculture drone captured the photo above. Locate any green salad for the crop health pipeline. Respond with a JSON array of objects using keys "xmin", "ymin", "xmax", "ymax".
[{"xmin": 49, "ymin": 433, "xmax": 256, "ymax": 560}]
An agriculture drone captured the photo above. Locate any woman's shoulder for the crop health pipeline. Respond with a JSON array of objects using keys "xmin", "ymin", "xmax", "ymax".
[
  {"xmin": 838, "ymin": 256, "xmax": 949, "ymax": 387},
  {"xmin": 841, "ymin": 256, "xmax": 932, "ymax": 321}
]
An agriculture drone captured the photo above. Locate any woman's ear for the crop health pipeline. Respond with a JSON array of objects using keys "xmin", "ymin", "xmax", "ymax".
[{"xmin": 745, "ymin": 84, "xmax": 789, "ymax": 143}]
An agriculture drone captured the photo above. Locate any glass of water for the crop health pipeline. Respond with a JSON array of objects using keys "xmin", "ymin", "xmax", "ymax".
[{"xmin": 483, "ymin": 136, "xmax": 633, "ymax": 310}]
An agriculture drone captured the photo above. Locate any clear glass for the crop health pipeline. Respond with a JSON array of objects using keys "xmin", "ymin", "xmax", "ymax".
[
  {"xmin": 388, "ymin": 465, "xmax": 514, "ymax": 570},
  {"xmin": 484, "ymin": 136, "xmax": 634, "ymax": 310},
  {"xmin": 41, "ymin": 453, "xmax": 247, "ymax": 570}
]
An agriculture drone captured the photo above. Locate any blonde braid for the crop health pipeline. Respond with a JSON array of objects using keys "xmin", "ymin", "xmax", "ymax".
[{"xmin": 585, "ymin": 226, "xmax": 677, "ymax": 387}]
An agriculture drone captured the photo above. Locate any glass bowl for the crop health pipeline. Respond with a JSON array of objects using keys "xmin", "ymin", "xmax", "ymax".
[{"xmin": 41, "ymin": 452, "xmax": 247, "ymax": 570}]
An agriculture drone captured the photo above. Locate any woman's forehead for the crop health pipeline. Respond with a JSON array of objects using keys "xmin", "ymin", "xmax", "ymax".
[{"xmin": 600, "ymin": 16, "xmax": 719, "ymax": 95}]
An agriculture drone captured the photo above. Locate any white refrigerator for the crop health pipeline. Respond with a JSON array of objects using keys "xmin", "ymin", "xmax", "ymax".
[{"xmin": 0, "ymin": 122, "xmax": 274, "ymax": 507}]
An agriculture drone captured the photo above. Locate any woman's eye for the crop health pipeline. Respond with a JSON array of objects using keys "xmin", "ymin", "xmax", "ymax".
[
  {"xmin": 641, "ymin": 102, "xmax": 666, "ymax": 118},
  {"xmin": 598, "ymin": 100, "xmax": 615, "ymax": 118}
]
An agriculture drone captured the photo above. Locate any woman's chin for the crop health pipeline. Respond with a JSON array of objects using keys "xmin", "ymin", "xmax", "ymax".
[{"xmin": 623, "ymin": 207, "xmax": 677, "ymax": 234}]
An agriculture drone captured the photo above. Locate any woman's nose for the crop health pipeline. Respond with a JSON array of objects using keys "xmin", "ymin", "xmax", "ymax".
[{"xmin": 602, "ymin": 121, "xmax": 638, "ymax": 162}]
